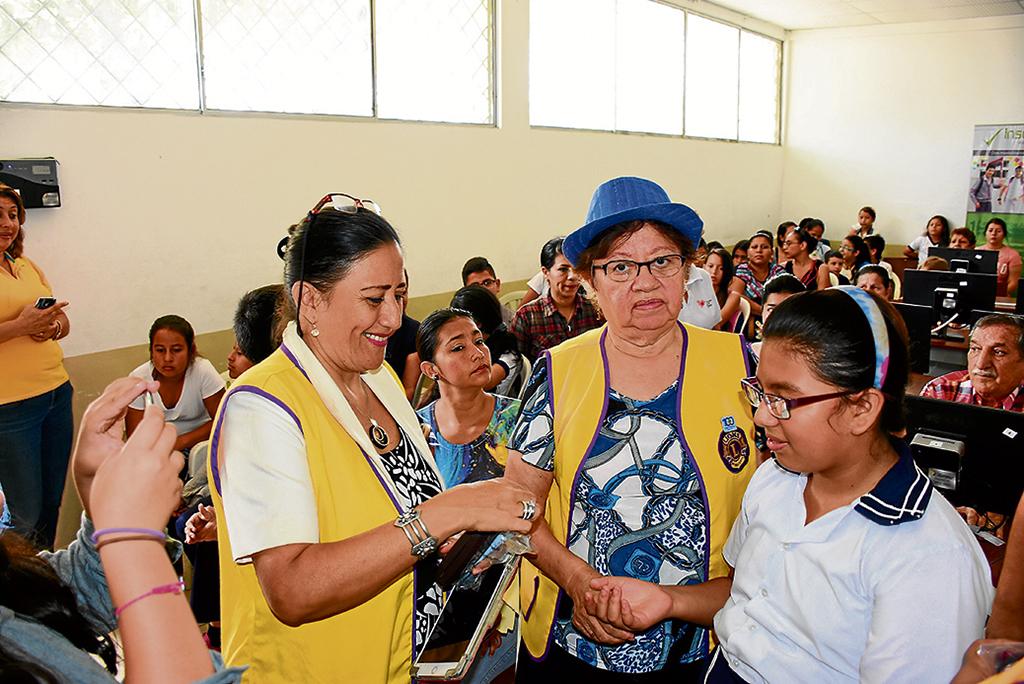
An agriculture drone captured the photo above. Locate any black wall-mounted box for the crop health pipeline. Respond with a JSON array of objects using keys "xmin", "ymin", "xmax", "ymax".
[{"xmin": 0, "ymin": 158, "xmax": 60, "ymax": 208}]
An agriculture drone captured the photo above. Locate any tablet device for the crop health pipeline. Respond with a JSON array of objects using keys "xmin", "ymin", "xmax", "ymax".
[{"xmin": 411, "ymin": 557, "xmax": 519, "ymax": 681}]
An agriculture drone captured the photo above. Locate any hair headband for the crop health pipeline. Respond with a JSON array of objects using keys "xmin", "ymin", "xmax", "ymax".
[{"xmin": 833, "ymin": 286, "xmax": 890, "ymax": 389}]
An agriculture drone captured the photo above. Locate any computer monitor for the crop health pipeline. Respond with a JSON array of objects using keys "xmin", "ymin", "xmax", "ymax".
[
  {"xmin": 905, "ymin": 396, "xmax": 1024, "ymax": 516},
  {"xmin": 902, "ymin": 270, "xmax": 998, "ymax": 324},
  {"xmin": 893, "ymin": 302, "xmax": 932, "ymax": 374},
  {"xmin": 928, "ymin": 248, "xmax": 998, "ymax": 274}
]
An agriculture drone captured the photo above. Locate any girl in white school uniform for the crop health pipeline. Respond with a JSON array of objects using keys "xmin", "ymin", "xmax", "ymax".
[{"xmin": 586, "ymin": 287, "xmax": 994, "ymax": 683}]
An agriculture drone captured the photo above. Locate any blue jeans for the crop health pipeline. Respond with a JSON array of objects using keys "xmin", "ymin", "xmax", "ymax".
[{"xmin": 0, "ymin": 381, "xmax": 73, "ymax": 548}]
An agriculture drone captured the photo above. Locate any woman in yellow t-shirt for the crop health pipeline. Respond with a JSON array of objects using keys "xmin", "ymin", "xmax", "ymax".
[{"xmin": 0, "ymin": 185, "xmax": 72, "ymax": 548}]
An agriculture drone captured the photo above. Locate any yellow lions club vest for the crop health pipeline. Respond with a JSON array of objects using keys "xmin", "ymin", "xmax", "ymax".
[
  {"xmin": 208, "ymin": 349, "xmax": 415, "ymax": 683},
  {"xmin": 520, "ymin": 323, "xmax": 756, "ymax": 661}
]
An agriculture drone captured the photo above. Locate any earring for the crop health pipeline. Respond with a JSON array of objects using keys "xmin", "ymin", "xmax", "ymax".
[{"xmin": 310, "ymin": 327, "xmax": 320, "ymax": 337}]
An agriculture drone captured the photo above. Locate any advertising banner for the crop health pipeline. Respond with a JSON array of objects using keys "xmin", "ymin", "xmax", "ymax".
[{"xmin": 967, "ymin": 124, "xmax": 1024, "ymax": 251}]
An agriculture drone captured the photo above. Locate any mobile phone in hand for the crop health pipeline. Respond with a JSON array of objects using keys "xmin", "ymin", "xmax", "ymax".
[{"xmin": 35, "ymin": 297, "xmax": 57, "ymax": 310}]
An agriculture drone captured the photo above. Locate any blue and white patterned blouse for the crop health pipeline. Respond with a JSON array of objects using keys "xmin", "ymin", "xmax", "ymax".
[{"xmin": 509, "ymin": 363, "xmax": 709, "ymax": 673}]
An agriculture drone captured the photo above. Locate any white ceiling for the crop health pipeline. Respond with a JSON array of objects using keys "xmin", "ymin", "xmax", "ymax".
[{"xmin": 706, "ymin": 0, "xmax": 1024, "ymax": 30}]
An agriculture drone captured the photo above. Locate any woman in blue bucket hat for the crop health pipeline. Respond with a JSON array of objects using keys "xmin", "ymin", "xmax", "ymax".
[{"xmin": 504, "ymin": 177, "xmax": 759, "ymax": 681}]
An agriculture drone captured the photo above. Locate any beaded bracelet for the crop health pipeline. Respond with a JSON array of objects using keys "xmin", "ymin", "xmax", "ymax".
[
  {"xmin": 91, "ymin": 527, "xmax": 165, "ymax": 545},
  {"xmin": 114, "ymin": 580, "xmax": 185, "ymax": 619}
]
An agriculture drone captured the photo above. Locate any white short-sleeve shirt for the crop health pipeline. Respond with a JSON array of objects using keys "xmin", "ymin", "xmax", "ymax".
[
  {"xmin": 678, "ymin": 266, "xmax": 722, "ymax": 330},
  {"xmin": 907, "ymin": 235, "xmax": 939, "ymax": 267},
  {"xmin": 214, "ymin": 390, "xmax": 316, "ymax": 563},
  {"xmin": 715, "ymin": 454, "xmax": 993, "ymax": 684},
  {"xmin": 129, "ymin": 357, "xmax": 225, "ymax": 435}
]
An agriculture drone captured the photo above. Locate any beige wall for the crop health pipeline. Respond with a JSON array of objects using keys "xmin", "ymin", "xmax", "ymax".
[
  {"xmin": 4, "ymin": 0, "xmax": 786, "ymax": 361},
  {"xmin": 781, "ymin": 15, "xmax": 1024, "ymax": 245}
]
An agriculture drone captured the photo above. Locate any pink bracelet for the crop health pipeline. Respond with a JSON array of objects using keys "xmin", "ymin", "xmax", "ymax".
[{"xmin": 114, "ymin": 580, "xmax": 185, "ymax": 619}]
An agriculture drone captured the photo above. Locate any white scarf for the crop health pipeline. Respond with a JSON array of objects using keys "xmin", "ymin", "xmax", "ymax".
[{"xmin": 282, "ymin": 322, "xmax": 444, "ymax": 509}]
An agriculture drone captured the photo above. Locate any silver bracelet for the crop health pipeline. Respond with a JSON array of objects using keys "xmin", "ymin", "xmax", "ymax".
[{"xmin": 394, "ymin": 509, "xmax": 437, "ymax": 559}]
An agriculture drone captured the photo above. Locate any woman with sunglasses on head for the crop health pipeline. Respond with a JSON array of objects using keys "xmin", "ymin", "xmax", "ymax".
[
  {"xmin": 208, "ymin": 194, "xmax": 536, "ymax": 683},
  {"xmin": 587, "ymin": 287, "xmax": 993, "ymax": 683},
  {"xmin": 505, "ymin": 177, "xmax": 757, "ymax": 681}
]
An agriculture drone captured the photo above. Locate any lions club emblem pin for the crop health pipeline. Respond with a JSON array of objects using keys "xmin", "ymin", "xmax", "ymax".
[{"xmin": 718, "ymin": 416, "xmax": 750, "ymax": 473}]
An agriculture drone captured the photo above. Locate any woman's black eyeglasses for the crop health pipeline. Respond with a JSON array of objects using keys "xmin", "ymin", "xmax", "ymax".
[{"xmin": 740, "ymin": 377, "xmax": 852, "ymax": 420}]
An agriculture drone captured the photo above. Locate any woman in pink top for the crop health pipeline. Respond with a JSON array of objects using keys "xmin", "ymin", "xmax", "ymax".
[{"xmin": 978, "ymin": 218, "xmax": 1021, "ymax": 297}]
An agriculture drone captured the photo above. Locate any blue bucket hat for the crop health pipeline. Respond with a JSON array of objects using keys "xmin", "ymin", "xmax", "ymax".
[{"xmin": 563, "ymin": 177, "xmax": 704, "ymax": 266}]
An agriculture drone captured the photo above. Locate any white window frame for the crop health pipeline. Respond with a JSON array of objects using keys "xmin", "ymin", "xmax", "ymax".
[
  {"xmin": 0, "ymin": 0, "xmax": 499, "ymax": 127},
  {"xmin": 528, "ymin": 1, "xmax": 783, "ymax": 145}
]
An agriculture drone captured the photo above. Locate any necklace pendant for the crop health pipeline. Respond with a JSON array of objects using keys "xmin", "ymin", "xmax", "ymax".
[{"xmin": 368, "ymin": 418, "xmax": 390, "ymax": 450}]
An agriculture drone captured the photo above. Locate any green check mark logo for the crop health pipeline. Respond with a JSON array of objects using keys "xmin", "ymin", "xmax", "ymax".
[{"xmin": 984, "ymin": 128, "xmax": 1003, "ymax": 146}]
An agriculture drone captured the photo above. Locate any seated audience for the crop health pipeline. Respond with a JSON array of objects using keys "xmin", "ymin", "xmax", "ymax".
[
  {"xmin": 511, "ymin": 237, "xmax": 601, "ymax": 360},
  {"xmin": 750, "ymin": 274, "xmax": 805, "ymax": 358},
  {"xmin": 734, "ymin": 231, "xmax": 785, "ymax": 318},
  {"xmin": 849, "ymin": 205, "xmax": 876, "ymax": 238},
  {"xmin": 823, "ymin": 249, "xmax": 850, "ymax": 285},
  {"xmin": 863, "ymin": 234, "xmax": 893, "ymax": 275},
  {"xmin": 839, "ymin": 234, "xmax": 872, "ymax": 282},
  {"xmin": 921, "ymin": 256, "xmax": 951, "ymax": 271},
  {"xmin": 384, "ymin": 271, "xmax": 421, "ymax": 400},
  {"xmin": 950, "ymin": 226, "xmax": 978, "ymax": 249},
  {"xmin": 450, "ymin": 284, "xmax": 524, "ymax": 396},
  {"xmin": 462, "ymin": 256, "xmax": 515, "ymax": 326},
  {"xmin": 0, "ymin": 377, "xmax": 243, "ymax": 682},
  {"xmin": 731, "ymin": 239, "xmax": 749, "ymax": 266},
  {"xmin": 855, "ymin": 264, "xmax": 891, "ymax": 300},
  {"xmin": 588, "ymin": 288, "xmax": 993, "ymax": 683},
  {"xmin": 904, "ymin": 214, "xmax": 951, "ymax": 268},
  {"xmin": 977, "ymin": 218, "xmax": 1022, "ymax": 297},
  {"xmin": 679, "ymin": 261, "xmax": 721, "ymax": 329},
  {"xmin": 782, "ymin": 226, "xmax": 830, "ymax": 290},
  {"xmin": 921, "ymin": 314, "xmax": 1024, "ymax": 411},
  {"xmin": 703, "ymin": 247, "xmax": 741, "ymax": 331},
  {"xmin": 126, "ymin": 315, "xmax": 225, "ymax": 455}
]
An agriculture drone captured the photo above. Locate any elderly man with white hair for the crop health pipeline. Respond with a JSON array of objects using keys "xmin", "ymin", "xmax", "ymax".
[{"xmin": 921, "ymin": 314, "xmax": 1024, "ymax": 412}]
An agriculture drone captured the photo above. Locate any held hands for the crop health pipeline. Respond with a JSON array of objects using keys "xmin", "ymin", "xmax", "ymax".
[
  {"xmin": 16, "ymin": 300, "xmax": 67, "ymax": 340},
  {"xmin": 586, "ymin": 575, "xmax": 674, "ymax": 634},
  {"xmin": 565, "ymin": 566, "xmax": 635, "ymax": 646},
  {"xmin": 90, "ymin": 403, "xmax": 184, "ymax": 533}
]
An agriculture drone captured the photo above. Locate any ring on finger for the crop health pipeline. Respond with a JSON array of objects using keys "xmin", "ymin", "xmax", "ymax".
[{"xmin": 519, "ymin": 499, "xmax": 537, "ymax": 521}]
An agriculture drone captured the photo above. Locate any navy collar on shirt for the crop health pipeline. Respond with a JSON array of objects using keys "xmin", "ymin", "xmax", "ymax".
[{"xmin": 854, "ymin": 439, "xmax": 933, "ymax": 526}]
